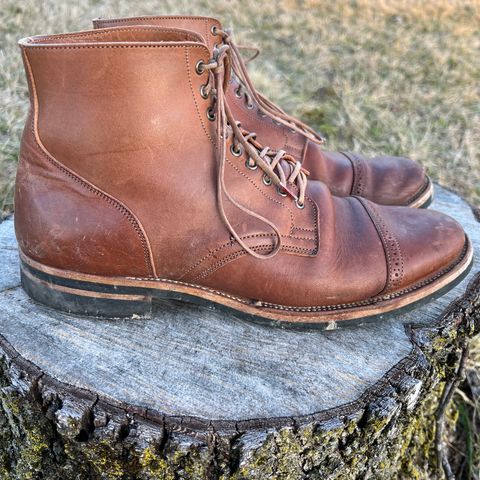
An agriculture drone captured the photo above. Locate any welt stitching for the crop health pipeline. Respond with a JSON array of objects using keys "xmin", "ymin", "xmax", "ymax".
[
  {"xmin": 406, "ymin": 176, "xmax": 430, "ymax": 205},
  {"xmin": 28, "ymin": 116, "xmax": 154, "ymax": 277},
  {"xmin": 129, "ymin": 241, "xmax": 468, "ymax": 311},
  {"xmin": 184, "ymin": 46, "xmax": 214, "ymax": 145},
  {"xmin": 30, "ymin": 28, "xmax": 200, "ymax": 43}
]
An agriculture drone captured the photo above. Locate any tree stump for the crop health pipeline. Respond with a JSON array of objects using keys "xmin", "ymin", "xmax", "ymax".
[{"xmin": 0, "ymin": 184, "xmax": 479, "ymax": 480}]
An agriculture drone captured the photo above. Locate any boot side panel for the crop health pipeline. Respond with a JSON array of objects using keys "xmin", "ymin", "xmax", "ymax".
[{"xmin": 15, "ymin": 58, "xmax": 155, "ymax": 278}]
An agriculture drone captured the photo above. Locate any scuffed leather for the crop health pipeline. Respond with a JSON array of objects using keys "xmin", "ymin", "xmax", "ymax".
[{"xmin": 15, "ymin": 112, "xmax": 154, "ymax": 277}]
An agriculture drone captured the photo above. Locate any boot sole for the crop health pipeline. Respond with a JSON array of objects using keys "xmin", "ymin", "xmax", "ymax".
[
  {"xmin": 408, "ymin": 176, "xmax": 434, "ymax": 209},
  {"xmin": 18, "ymin": 237, "xmax": 473, "ymax": 326}
]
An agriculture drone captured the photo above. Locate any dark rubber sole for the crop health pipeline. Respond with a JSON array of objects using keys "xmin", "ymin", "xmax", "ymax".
[{"xmin": 19, "ymin": 236, "xmax": 473, "ymax": 327}]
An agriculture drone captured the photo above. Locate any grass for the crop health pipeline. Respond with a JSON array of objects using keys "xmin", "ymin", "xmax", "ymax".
[{"xmin": 0, "ymin": 0, "xmax": 479, "ymax": 476}]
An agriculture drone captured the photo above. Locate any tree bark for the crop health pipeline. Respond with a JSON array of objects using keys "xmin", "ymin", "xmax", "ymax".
[{"xmin": 0, "ymin": 184, "xmax": 479, "ymax": 480}]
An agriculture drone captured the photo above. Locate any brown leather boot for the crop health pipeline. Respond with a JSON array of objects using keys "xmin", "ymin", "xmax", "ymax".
[
  {"xmin": 93, "ymin": 16, "xmax": 433, "ymax": 208},
  {"xmin": 15, "ymin": 26, "xmax": 471, "ymax": 324}
]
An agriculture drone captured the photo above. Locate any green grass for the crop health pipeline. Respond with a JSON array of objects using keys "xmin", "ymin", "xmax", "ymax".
[{"xmin": 0, "ymin": 0, "xmax": 479, "ymax": 476}]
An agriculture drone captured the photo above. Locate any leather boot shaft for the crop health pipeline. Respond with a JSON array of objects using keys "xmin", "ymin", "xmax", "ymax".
[{"xmin": 93, "ymin": 15, "xmax": 432, "ymax": 208}]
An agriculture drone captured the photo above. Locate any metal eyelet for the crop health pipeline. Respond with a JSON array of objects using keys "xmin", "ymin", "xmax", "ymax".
[
  {"xmin": 234, "ymin": 88, "xmax": 242, "ymax": 98},
  {"xmin": 277, "ymin": 185, "xmax": 288, "ymax": 197},
  {"xmin": 200, "ymin": 84, "xmax": 209, "ymax": 99},
  {"xmin": 230, "ymin": 144, "xmax": 243, "ymax": 157},
  {"xmin": 211, "ymin": 25, "xmax": 218, "ymax": 35},
  {"xmin": 258, "ymin": 111, "xmax": 268, "ymax": 118},
  {"xmin": 206, "ymin": 107, "xmax": 216, "ymax": 121},
  {"xmin": 245, "ymin": 158, "xmax": 257, "ymax": 170},
  {"xmin": 195, "ymin": 60, "xmax": 206, "ymax": 75},
  {"xmin": 247, "ymin": 103, "xmax": 255, "ymax": 110},
  {"xmin": 289, "ymin": 128, "xmax": 297, "ymax": 134},
  {"xmin": 273, "ymin": 119, "xmax": 282, "ymax": 126},
  {"xmin": 262, "ymin": 175, "xmax": 272, "ymax": 186},
  {"xmin": 295, "ymin": 199, "xmax": 305, "ymax": 209}
]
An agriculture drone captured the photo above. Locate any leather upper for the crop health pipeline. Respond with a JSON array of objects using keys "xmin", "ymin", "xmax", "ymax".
[
  {"xmin": 15, "ymin": 26, "xmax": 466, "ymax": 310},
  {"xmin": 92, "ymin": 15, "xmax": 429, "ymax": 207}
]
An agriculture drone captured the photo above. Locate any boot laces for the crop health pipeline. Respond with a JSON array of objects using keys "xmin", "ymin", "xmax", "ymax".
[
  {"xmin": 200, "ymin": 45, "xmax": 309, "ymax": 260},
  {"xmin": 212, "ymin": 27, "xmax": 326, "ymax": 145}
]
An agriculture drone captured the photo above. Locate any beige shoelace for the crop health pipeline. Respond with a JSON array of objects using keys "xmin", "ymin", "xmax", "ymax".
[
  {"xmin": 199, "ymin": 45, "xmax": 309, "ymax": 260},
  {"xmin": 213, "ymin": 27, "xmax": 326, "ymax": 145}
]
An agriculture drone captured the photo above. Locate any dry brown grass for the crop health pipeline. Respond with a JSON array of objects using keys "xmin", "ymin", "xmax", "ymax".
[
  {"xmin": 0, "ymin": 0, "xmax": 479, "ymax": 476},
  {"xmin": 1, "ymin": 0, "xmax": 479, "ymax": 216}
]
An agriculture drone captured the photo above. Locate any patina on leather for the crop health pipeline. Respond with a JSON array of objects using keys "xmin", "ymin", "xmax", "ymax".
[
  {"xmin": 92, "ymin": 15, "xmax": 430, "ymax": 207},
  {"xmin": 15, "ymin": 26, "xmax": 467, "ymax": 320}
]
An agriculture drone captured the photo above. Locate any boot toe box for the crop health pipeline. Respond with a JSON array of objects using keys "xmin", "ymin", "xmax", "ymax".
[
  {"xmin": 371, "ymin": 203, "xmax": 467, "ymax": 292},
  {"xmin": 365, "ymin": 155, "xmax": 429, "ymax": 207}
]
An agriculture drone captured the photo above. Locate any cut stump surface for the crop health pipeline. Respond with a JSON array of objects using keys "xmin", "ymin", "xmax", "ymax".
[{"xmin": 0, "ymin": 184, "xmax": 479, "ymax": 479}]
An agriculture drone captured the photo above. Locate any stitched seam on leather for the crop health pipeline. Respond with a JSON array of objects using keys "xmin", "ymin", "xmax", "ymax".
[
  {"xmin": 27, "ymin": 128, "xmax": 155, "ymax": 278},
  {"xmin": 193, "ymin": 243, "xmax": 314, "ymax": 281},
  {"xmin": 342, "ymin": 151, "xmax": 365, "ymax": 196},
  {"xmin": 203, "ymin": 19, "xmax": 210, "ymax": 50},
  {"xmin": 191, "ymin": 192, "xmax": 320, "ymax": 279},
  {"xmin": 292, "ymin": 226, "xmax": 316, "ymax": 233},
  {"xmin": 125, "ymin": 241, "xmax": 468, "ymax": 311},
  {"xmin": 301, "ymin": 138, "xmax": 309, "ymax": 164},
  {"xmin": 193, "ymin": 245, "xmax": 267, "ymax": 281},
  {"xmin": 306, "ymin": 195, "xmax": 319, "ymax": 253},
  {"xmin": 23, "ymin": 48, "xmax": 156, "ymax": 277},
  {"xmin": 184, "ymin": 46, "xmax": 215, "ymax": 145},
  {"xmin": 29, "ymin": 28, "xmax": 201, "ymax": 43},
  {"xmin": 178, "ymin": 157, "xmax": 319, "ymax": 280},
  {"xmin": 356, "ymin": 197, "xmax": 405, "ymax": 294},
  {"xmin": 180, "ymin": 231, "xmax": 316, "ymax": 280},
  {"xmin": 94, "ymin": 16, "xmax": 220, "ymax": 25},
  {"xmin": 226, "ymin": 158, "xmax": 295, "ymax": 229},
  {"xmin": 22, "ymin": 45, "xmax": 208, "ymax": 51}
]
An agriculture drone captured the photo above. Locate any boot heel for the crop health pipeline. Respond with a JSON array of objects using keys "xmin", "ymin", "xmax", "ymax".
[{"xmin": 20, "ymin": 264, "xmax": 153, "ymax": 319}]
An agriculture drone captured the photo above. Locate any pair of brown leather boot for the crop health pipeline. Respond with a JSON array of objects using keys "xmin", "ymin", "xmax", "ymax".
[{"xmin": 15, "ymin": 16, "xmax": 472, "ymax": 325}]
